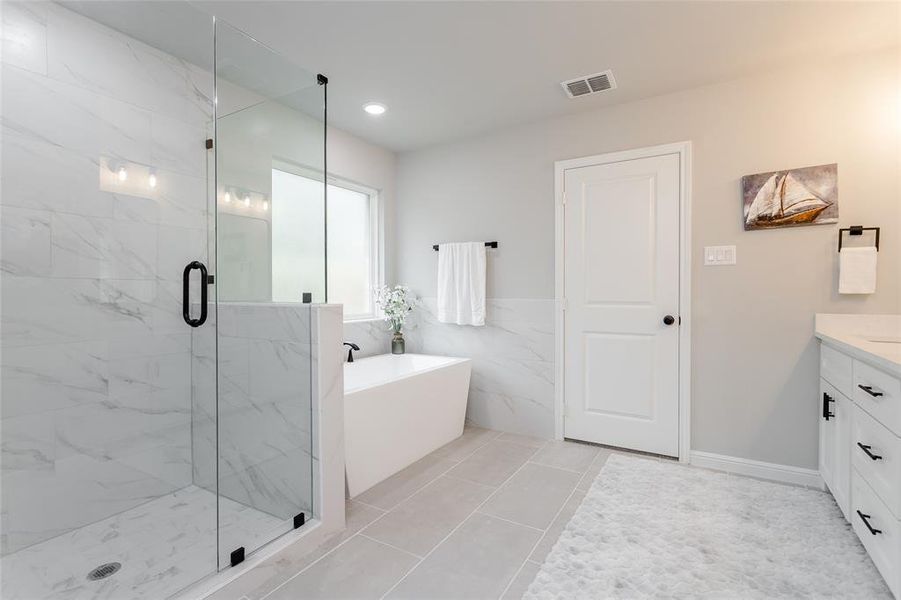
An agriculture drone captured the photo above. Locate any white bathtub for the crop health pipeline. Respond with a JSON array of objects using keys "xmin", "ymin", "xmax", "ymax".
[{"xmin": 344, "ymin": 353, "xmax": 472, "ymax": 497}]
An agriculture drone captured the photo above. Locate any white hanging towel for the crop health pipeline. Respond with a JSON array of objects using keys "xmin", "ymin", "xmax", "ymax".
[
  {"xmin": 839, "ymin": 246, "xmax": 877, "ymax": 294},
  {"xmin": 437, "ymin": 242, "xmax": 487, "ymax": 326}
]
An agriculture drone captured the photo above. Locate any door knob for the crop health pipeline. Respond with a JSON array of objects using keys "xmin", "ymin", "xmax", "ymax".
[{"xmin": 663, "ymin": 315, "xmax": 676, "ymax": 326}]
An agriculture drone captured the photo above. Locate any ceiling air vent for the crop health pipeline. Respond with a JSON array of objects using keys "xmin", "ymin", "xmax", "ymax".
[{"xmin": 561, "ymin": 70, "xmax": 617, "ymax": 99}]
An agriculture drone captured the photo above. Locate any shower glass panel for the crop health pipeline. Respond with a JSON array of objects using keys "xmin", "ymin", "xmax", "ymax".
[
  {"xmin": 214, "ymin": 21, "xmax": 324, "ymax": 565},
  {"xmin": 0, "ymin": 1, "xmax": 220, "ymax": 598}
]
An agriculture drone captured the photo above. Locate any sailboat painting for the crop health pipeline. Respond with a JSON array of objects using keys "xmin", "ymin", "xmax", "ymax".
[{"xmin": 742, "ymin": 163, "xmax": 838, "ymax": 230}]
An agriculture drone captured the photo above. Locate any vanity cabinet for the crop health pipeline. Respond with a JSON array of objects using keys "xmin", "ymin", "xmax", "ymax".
[{"xmin": 819, "ymin": 341, "xmax": 901, "ymax": 598}]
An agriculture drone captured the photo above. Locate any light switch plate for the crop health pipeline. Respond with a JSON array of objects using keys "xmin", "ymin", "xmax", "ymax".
[{"xmin": 704, "ymin": 245, "xmax": 736, "ymax": 266}]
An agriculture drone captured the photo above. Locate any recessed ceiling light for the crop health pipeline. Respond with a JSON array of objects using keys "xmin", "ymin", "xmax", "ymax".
[{"xmin": 363, "ymin": 102, "xmax": 387, "ymax": 116}]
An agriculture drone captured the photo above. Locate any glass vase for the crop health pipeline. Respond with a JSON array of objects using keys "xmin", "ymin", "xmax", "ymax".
[{"xmin": 391, "ymin": 330, "xmax": 405, "ymax": 354}]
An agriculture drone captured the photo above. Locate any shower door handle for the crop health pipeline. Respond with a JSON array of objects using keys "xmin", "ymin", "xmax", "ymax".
[{"xmin": 182, "ymin": 261, "xmax": 209, "ymax": 327}]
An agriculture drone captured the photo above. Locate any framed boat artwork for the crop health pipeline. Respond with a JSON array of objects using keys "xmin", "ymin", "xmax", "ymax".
[{"xmin": 742, "ymin": 163, "xmax": 838, "ymax": 230}]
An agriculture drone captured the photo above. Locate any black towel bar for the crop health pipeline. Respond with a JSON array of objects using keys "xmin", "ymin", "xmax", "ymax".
[
  {"xmin": 433, "ymin": 241, "xmax": 498, "ymax": 251},
  {"xmin": 838, "ymin": 226, "xmax": 879, "ymax": 252}
]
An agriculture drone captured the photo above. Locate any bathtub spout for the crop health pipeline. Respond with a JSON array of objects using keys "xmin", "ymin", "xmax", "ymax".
[{"xmin": 343, "ymin": 342, "xmax": 360, "ymax": 363}]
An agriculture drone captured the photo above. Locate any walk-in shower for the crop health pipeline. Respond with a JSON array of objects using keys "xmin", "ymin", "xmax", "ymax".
[{"xmin": 0, "ymin": 2, "xmax": 327, "ymax": 597}]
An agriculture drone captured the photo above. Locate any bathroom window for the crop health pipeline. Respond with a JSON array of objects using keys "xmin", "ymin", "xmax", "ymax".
[{"xmin": 271, "ymin": 166, "xmax": 381, "ymax": 319}]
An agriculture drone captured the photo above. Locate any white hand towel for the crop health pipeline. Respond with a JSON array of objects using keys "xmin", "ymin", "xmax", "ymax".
[
  {"xmin": 437, "ymin": 242, "xmax": 487, "ymax": 326},
  {"xmin": 839, "ymin": 246, "xmax": 877, "ymax": 294}
]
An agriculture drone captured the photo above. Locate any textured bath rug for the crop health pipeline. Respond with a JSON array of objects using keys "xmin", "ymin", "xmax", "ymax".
[{"xmin": 524, "ymin": 454, "xmax": 891, "ymax": 599}]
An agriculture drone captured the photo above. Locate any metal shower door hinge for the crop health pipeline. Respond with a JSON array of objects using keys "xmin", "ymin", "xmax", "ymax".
[{"xmin": 230, "ymin": 546, "xmax": 245, "ymax": 567}]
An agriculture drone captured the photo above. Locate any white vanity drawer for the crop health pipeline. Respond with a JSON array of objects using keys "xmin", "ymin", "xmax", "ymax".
[
  {"xmin": 851, "ymin": 471, "xmax": 901, "ymax": 597},
  {"xmin": 855, "ymin": 360, "xmax": 901, "ymax": 437},
  {"xmin": 853, "ymin": 404, "xmax": 901, "ymax": 519},
  {"xmin": 821, "ymin": 344, "xmax": 854, "ymax": 398}
]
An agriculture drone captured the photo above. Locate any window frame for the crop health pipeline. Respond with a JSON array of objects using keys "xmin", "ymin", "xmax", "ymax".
[{"xmin": 271, "ymin": 159, "xmax": 383, "ymax": 321}]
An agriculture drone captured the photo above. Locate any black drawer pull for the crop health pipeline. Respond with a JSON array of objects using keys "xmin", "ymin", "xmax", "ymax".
[
  {"xmin": 857, "ymin": 443, "xmax": 883, "ymax": 461},
  {"xmin": 856, "ymin": 510, "xmax": 883, "ymax": 536},
  {"xmin": 858, "ymin": 385, "xmax": 884, "ymax": 398},
  {"xmin": 822, "ymin": 392, "xmax": 835, "ymax": 420}
]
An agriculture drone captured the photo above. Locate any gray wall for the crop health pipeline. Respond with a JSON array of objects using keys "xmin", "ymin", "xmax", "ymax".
[{"xmin": 395, "ymin": 47, "xmax": 901, "ymax": 468}]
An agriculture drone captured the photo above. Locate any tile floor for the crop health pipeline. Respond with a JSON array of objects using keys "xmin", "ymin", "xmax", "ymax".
[
  {"xmin": 1, "ymin": 485, "xmax": 293, "ymax": 600},
  {"xmin": 210, "ymin": 427, "xmax": 619, "ymax": 600}
]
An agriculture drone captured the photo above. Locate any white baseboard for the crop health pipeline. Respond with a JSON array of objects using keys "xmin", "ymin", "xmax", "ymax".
[{"xmin": 690, "ymin": 451, "xmax": 824, "ymax": 489}]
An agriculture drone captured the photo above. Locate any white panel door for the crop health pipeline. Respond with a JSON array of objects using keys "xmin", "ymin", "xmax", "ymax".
[{"xmin": 563, "ymin": 152, "xmax": 681, "ymax": 456}]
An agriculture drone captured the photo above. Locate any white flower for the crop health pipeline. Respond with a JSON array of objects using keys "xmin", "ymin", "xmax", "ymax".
[{"xmin": 374, "ymin": 285, "xmax": 418, "ymax": 333}]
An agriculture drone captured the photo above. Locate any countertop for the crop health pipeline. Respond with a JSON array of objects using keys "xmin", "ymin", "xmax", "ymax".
[{"xmin": 815, "ymin": 313, "xmax": 901, "ymax": 378}]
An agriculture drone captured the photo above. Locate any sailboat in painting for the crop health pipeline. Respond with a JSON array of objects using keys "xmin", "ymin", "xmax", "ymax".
[{"xmin": 745, "ymin": 171, "xmax": 831, "ymax": 228}]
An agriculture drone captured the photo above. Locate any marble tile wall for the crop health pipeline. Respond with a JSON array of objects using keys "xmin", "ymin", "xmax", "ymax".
[
  {"xmin": 343, "ymin": 318, "xmax": 393, "ymax": 358},
  {"xmin": 191, "ymin": 304, "xmax": 314, "ymax": 525},
  {"xmin": 404, "ymin": 298, "xmax": 556, "ymax": 439},
  {"xmin": 0, "ymin": 2, "xmax": 214, "ymax": 555}
]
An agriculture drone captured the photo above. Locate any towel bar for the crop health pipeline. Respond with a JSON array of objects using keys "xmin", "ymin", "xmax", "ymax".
[
  {"xmin": 838, "ymin": 226, "xmax": 879, "ymax": 252},
  {"xmin": 433, "ymin": 241, "xmax": 498, "ymax": 251}
]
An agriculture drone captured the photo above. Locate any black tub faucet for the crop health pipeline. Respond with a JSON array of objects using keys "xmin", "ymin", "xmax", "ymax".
[{"xmin": 344, "ymin": 342, "xmax": 360, "ymax": 363}]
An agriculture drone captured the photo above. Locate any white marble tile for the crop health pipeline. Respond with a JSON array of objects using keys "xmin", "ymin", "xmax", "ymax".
[
  {"xmin": 0, "ymin": 134, "xmax": 113, "ymax": 218},
  {"xmin": 1, "ymin": 454, "xmax": 177, "ymax": 555},
  {"xmin": 0, "ymin": 412, "xmax": 55, "ymax": 472},
  {"xmin": 311, "ymin": 305, "xmax": 346, "ymax": 529},
  {"xmin": 3, "ymin": 63, "xmax": 153, "ymax": 164},
  {"xmin": 151, "ymin": 113, "xmax": 207, "ymax": 177},
  {"xmin": 405, "ymin": 298, "xmax": 555, "ymax": 438},
  {"xmin": 1, "ymin": 1, "xmax": 48, "ymax": 75},
  {"xmin": 0, "ymin": 485, "xmax": 284, "ymax": 600},
  {"xmin": 156, "ymin": 224, "xmax": 207, "ymax": 283},
  {"xmin": 1, "ymin": 206, "xmax": 52, "ymax": 276},
  {"xmin": 1, "ymin": 340, "xmax": 108, "ymax": 417},
  {"xmin": 45, "ymin": 2, "xmax": 213, "ymax": 124},
  {"xmin": 343, "ymin": 318, "xmax": 392, "ymax": 358},
  {"xmin": 50, "ymin": 213, "xmax": 157, "ymax": 279}
]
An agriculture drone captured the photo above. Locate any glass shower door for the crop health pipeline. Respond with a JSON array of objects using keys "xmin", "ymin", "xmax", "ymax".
[
  {"xmin": 213, "ymin": 21, "xmax": 325, "ymax": 567},
  {"xmin": 0, "ymin": 2, "xmax": 221, "ymax": 598}
]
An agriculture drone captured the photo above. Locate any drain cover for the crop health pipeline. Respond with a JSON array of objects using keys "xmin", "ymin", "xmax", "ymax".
[{"xmin": 87, "ymin": 562, "xmax": 121, "ymax": 581}]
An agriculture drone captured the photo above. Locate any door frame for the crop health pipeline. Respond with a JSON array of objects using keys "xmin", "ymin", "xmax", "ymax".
[{"xmin": 553, "ymin": 141, "xmax": 692, "ymax": 462}]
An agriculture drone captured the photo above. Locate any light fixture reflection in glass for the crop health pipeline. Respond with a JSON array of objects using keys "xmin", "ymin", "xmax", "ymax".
[
  {"xmin": 224, "ymin": 191, "xmax": 231, "ymax": 203},
  {"xmin": 148, "ymin": 172, "xmax": 157, "ymax": 188},
  {"xmin": 117, "ymin": 166, "xmax": 128, "ymax": 182},
  {"xmin": 243, "ymin": 195, "xmax": 251, "ymax": 207},
  {"xmin": 262, "ymin": 200, "xmax": 269, "ymax": 211}
]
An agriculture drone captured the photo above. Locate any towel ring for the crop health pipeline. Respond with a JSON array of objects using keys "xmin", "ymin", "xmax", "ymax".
[{"xmin": 838, "ymin": 226, "xmax": 879, "ymax": 252}]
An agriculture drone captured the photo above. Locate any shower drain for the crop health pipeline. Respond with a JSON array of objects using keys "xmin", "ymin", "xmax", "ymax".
[{"xmin": 87, "ymin": 562, "xmax": 121, "ymax": 581}]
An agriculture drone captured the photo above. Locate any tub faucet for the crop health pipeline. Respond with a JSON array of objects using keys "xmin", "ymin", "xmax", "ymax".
[{"xmin": 344, "ymin": 342, "xmax": 360, "ymax": 363}]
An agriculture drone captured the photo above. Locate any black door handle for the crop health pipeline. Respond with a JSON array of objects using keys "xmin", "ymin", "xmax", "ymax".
[
  {"xmin": 857, "ymin": 443, "xmax": 883, "ymax": 461},
  {"xmin": 858, "ymin": 385, "xmax": 884, "ymax": 398},
  {"xmin": 856, "ymin": 510, "xmax": 883, "ymax": 535},
  {"xmin": 182, "ymin": 261, "xmax": 209, "ymax": 328},
  {"xmin": 663, "ymin": 315, "xmax": 676, "ymax": 326},
  {"xmin": 822, "ymin": 392, "xmax": 835, "ymax": 420}
]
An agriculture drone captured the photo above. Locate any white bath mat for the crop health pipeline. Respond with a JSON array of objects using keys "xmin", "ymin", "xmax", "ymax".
[{"xmin": 525, "ymin": 454, "xmax": 891, "ymax": 599}]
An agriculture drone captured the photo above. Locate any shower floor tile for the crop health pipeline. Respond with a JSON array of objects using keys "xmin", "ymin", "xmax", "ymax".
[{"xmin": 1, "ymin": 485, "xmax": 286, "ymax": 600}]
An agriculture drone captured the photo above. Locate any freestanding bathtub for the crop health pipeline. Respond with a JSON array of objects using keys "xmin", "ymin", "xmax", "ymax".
[{"xmin": 344, "ymin": 353, "xmax": 472, "ymax": 497}]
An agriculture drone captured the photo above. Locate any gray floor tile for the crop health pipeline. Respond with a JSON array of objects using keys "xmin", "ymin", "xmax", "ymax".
[
  {"xmin": 363, "ymin": 475, "xmax": 495, "ymax": 556},
  {"xmin": 530, "ymin": 440, "xmax": 599, "ymax": 473},
  {"xmin": 496, "ymin": 432, "xmax": 548, "ymax": 449},
  {"xmin": 354, "ymin": 454, "xmax": 458, "ymax": 510},
  {"xmin": 207, "ymin": 501, "xmax": 385, "ymax": 600},
  {"xmin": 501, "ymin": 560, "xmax": 542, "ymax": 600},
  {"xmin": 446, "ymin": 440, "xmax": 538, "ymax": 486},
  {"xmin": 386, "ymin": 513, "xmax": 541, "ymax": 600},
  {"xmin": 430, "ymin": 427, "xmax": 500, "ymax": 462},
  {"xmin": 266, "ymin": 535, "xmax": 418, "ymax": 600},
  {"xmin": 529, "ymin": 488, "xmax": 587, "ymax": 563},
  {"xmin": 480, "ymin": 463, "xmax": 580, "ymax": 529},
  {"xmin": 576, "ymin": 447, "xmax": 614, "ymax": 490}
]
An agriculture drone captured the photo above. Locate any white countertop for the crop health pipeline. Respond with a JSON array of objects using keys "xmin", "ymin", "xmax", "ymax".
[{"xmin": 815, "ymin": 313, "xmax": 901, "ymax": 377}]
